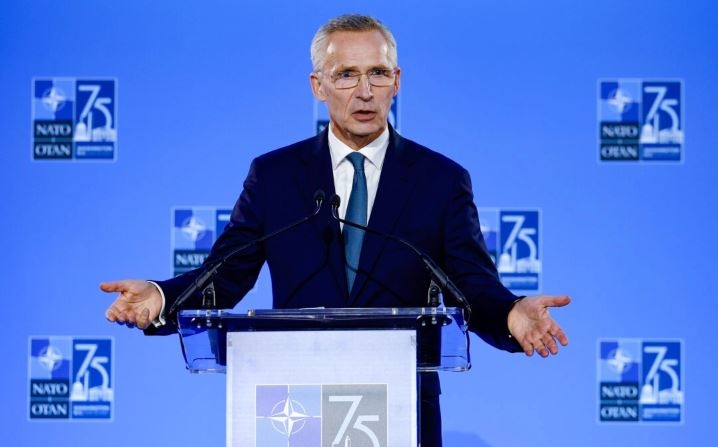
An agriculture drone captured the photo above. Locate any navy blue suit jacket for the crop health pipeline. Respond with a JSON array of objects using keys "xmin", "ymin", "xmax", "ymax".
[
  {"xmin": 154, "ymin": 127, "xmax": 521, "ymax": 353},
  {"xmin": 151, "ymin": 126, "xmax": 522, "ymax": 443}
]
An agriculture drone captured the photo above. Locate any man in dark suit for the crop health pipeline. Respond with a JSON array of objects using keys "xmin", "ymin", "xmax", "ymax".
[{"xmin": 101, "ymin": 14, "xmax": 570, "ymax": 446}]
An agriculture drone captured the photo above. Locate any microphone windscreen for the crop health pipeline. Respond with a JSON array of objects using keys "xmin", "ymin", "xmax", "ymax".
[
  {"xmin": 313, "ymin": 189, "xmax": 326, "ymax": 204},
  {"xmin": 329, "ymin": 194, "xmax": 341, "ymax": 208}
]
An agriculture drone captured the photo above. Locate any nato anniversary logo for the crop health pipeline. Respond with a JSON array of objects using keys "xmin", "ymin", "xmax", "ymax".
[
  {"xmin": 28, "ymin": 337, "xmax": 114, "ymax": 420},
  {"xmin": 598, "ymin": 79, "xmax": 683, "ymax": 162},
  {"xmin": 32, "ymin": 78, "xmax": 117, "ymax": 161},
  {"xmin": 173, "ymin": 207, "xmax": 232, "ymax": 275},
  {"xmin": 479, "ymin": 209, "xmax": 541, "ymax": 293},
  {"xmin": 598, "ymin": 339, "xmax": 683, "ymax": 423},
  {"xmin": 256, "ymin": 384, "xmax": 387, "ymax": 447}
]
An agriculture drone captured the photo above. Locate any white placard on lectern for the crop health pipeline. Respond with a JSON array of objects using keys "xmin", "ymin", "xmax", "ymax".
[{"xmin": 226, "ymin": 329, "xmax": 417, "ymax": 447}]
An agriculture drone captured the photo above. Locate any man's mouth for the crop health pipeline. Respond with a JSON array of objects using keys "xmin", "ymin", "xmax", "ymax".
[{"xmin": 352, "ymin": 110, "xmax": 377, "ymax": 121}]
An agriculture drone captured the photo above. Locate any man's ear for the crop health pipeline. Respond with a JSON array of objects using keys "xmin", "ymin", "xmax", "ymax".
[
  {"xmin": 393, "ymin": 67, "xmax": 401, "ymax": 97},
  {"xmin": 310, "ymin": 72, "xmax": 326, "ymax": 101}
]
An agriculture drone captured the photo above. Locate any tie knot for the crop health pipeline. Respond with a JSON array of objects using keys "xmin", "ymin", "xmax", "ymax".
[{"xmin": 346, "ymin": 152, "xmax": 365, "ymax": 173}]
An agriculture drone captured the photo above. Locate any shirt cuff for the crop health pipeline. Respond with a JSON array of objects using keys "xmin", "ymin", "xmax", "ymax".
[{"xmin": 147, "ymin": 281, "xmax": 167, "ymax": 327}]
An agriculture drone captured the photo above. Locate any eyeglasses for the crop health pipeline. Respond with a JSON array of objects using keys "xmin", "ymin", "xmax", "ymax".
[{"xmin": 324, "ymin": 68, "xmax": 398, "ymax": 89}]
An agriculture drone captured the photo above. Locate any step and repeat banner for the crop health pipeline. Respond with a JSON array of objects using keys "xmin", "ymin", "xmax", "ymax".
[{"xmin": 2, "ymin": 1, "xmax": 715, "ymax": 446}]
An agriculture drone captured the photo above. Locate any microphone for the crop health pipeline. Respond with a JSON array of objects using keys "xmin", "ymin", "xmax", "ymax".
[
  {"xmin": 329, "ymin": 194, "xmax": 472, "ymax": 323},
  {"xmin": 167, "ymin": 189, "xmax": 326, "ymax": 316}
]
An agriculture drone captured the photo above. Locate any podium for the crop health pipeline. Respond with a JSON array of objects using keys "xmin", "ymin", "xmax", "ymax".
[{"xmin": 178, "ymin": 307, "xmax": 470, "ymax": 447}]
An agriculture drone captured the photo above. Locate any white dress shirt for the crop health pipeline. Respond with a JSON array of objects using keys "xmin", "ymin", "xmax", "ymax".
[{"xmin": 328, "ymin": 124, "xmax": 389, "ymax": 227}]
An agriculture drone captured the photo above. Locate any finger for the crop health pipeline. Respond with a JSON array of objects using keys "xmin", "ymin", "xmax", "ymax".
[
  {"xmin": 100, "ymin": 281, "xmax": 126, "ymax": 293},
  {"xmin": 520, "ymin": 340, "xmax": 534, "ymax": 357},
  {"xmin": 554, "ymin": 327, "xmax": 569, "ymax": 346},
  {"xmin": 534, "ymin": 340, "xmax": 550, "ymax": 358},
  {"xmin": 105, "ymin": 300, "xmax": 129, "ymax": 322},
  {"xmin": 544, "ymin": 295, "xmax": 571, "ymax": 308},
  {"xmin": 136, "ymin": 308, "xmax": 151, "ymax": 330},
  {"xmin": 114, "ymin": 311, "xmax": 127, "ymax": 323},
  {"xmin": 544, "ymin": 335, "xmax": 559, "ymax": 355},
  {"xmin": 105, "ymin": 308, "xmax": 118, "ymax": 322},
  {"xmin": 124, "ymin": 311, "xmax": 137, "ymax": 325},
  {"xmin": 116, "ymin": 310, "xmax": 138, "ymax": 325}
]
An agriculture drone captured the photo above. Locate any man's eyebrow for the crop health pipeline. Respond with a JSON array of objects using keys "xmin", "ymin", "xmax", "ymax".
[
  {"xmin": 333, "ymin": 65, "xmax": 359, "ymax": 72},
  {"xmin": 333, "ymin": 65, "xmax": 391, "ymax": 72}
]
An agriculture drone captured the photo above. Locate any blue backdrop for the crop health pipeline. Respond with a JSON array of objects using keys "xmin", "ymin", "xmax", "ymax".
[{"xmin": 2, "ymin": 0, "xmax": 715, "ymax": 445}]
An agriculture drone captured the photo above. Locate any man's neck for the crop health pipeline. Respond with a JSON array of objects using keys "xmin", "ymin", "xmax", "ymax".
[{"xmin": 329, "ymin": 124, "xmax": 387, "ymax": 150}]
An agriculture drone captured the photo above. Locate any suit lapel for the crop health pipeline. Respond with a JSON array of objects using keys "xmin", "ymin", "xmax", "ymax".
[
  {"xmin": 296, "ymin": 129, "xmax": 336, "ymax": 202},
  {"xmin": 296, "ymin": 130, "xmax": 350, "ymax": 301},
  {"xmin": 349, "ymin": 129, "xmax": 418, "ymax": 305}
]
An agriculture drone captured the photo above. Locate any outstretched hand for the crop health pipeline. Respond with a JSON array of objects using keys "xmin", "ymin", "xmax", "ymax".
[
  {"xmin": 507, "ymin": 295, "xmax": 570, "ymax": 357},
  {"xmin": 100, "ymin": 280, "xmax": 162, "ymax": 330}
]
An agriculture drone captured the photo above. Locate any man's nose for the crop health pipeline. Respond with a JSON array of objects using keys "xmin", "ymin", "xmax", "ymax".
[{"xmin": 354, "ymin": 74, "xmax": 374, "ymax": 99}]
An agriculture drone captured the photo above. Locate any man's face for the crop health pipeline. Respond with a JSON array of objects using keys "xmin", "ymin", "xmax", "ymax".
[{"xmin": 311, "ymin": 30, "xmax": 400, "ymax": 150}]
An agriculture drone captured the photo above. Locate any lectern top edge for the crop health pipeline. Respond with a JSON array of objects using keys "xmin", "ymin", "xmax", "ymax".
[{"xmin": 177, "ymin": 307, "xmax": 471, "ymax": 373}]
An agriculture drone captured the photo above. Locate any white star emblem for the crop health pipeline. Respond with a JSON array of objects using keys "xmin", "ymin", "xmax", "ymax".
[
  {"xmin": 181, "ymin": 216, "xmax": 207, "ymax": 242},
  {"xmin": 607, "ymin": 348, "xmax": 633, "ymax": 374},
  {"xmin": 607, "ymin": 88, "xmax": 633, "ymax": 114},
  {"xmin": 42, "ymin": 87, "xmax": 67, "ymax": 113},
  {"xmin": 38, "ymin": 345, "xmax": 64, "ymax": 371},
  {"xmin": 269, "ymin": 398, "xmax": 309, "ymax": 436}
]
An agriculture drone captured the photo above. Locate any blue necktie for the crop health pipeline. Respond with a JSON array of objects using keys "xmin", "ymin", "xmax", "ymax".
[{"xmin": 344, "ymin": 152, "xmax": 367, "ymax": 293}]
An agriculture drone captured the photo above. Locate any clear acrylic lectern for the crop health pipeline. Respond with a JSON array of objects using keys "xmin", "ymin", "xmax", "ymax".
[{"xmin": 177, "ymin": 307, "xmax": 470, "ymax": 447}]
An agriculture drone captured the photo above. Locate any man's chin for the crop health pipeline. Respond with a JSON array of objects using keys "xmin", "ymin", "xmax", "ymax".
[
  {"xmin": 348, "ymin": 121, "xmax": 386, "ymax": 137},
  {"xmin": 331, "ymin": 121, "xmax": 387, "ymax": 148}
]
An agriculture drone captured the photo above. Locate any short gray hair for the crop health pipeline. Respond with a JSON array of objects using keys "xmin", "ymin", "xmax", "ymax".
[{"xmin": 310, "ymin": 14, "xmax": 398, "ymax": 71}]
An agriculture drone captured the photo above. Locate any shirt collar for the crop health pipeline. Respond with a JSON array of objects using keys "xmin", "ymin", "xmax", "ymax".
[{"xmin": 328, "ymin": 124, "xmax": 389, "ymax": 171}]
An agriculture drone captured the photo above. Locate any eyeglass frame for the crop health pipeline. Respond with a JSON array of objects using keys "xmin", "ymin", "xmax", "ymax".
[{"xmin": 317, "ymin": 67, "xmax": 399, "ymax": 89}]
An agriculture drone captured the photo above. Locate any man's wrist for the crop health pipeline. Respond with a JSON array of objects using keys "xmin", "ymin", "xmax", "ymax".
[
  {"xmin": 147, "ymin": 281, "xmax": 167, "ymax": 327},
  {"xmin": 507, "ymin": 296, "xmax": 525, "ymax": 339}
]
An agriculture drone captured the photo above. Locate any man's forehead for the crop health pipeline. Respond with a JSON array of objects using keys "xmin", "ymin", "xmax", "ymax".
[{"xmin": 324, "ymin": 30, "xmax": 391, "ymax": 67}]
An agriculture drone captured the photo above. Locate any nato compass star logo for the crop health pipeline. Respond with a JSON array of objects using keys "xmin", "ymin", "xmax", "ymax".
[
  {"xmin": 41, "ymin": 86, "xmax": 67, "ymax": 113},
  {"xmin": 268, "ymin": 398, "xmax": 311, "ymax": 437},
  {"xmin": 38, "ymin": 345, "xmax": 65, "ymax": 372},
  {"xmin": 181, "ymin": 216, "xmax": 207, "ymax": 242},
  {"xmin": 607, "ymin": 88, "xmax": 633, "ymax": 114},
  {"xmin": 606, "ymin": 347, "xmax": 634, "ymax": 375}
]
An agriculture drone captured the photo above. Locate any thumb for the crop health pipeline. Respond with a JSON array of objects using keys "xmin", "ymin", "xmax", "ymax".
[
  {"xmin": 543, "ymin": 295, "xmax": 571, "ymax": 308},
  {"xmin": 99, "ymin": 281, "xmax": 128, "ymax": 293}
]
